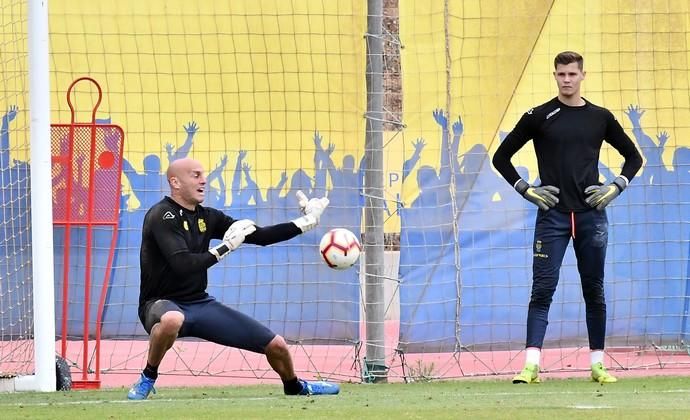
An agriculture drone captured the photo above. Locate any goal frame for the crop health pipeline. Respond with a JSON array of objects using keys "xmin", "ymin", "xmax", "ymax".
[{"xmin": 10, "ymin": 0, "xmax": 56, "ymax": 393}]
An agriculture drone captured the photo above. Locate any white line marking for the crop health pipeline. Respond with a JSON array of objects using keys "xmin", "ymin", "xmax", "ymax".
[
  {"xmin": 2, "ymin": 396, "xmax": 279, "ymax": 407},
  {"xmin": 2, "ymin": 388, "xmax": 690, "ymax": 408},
  {"xmin": 458, "ymin": 389, "xmax": 690, "ymax": 397}
]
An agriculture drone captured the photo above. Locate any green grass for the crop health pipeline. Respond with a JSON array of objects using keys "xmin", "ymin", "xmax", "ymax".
[{"xmin": 1, "ymin": 376, "xmax": 689, "ymax": 419}]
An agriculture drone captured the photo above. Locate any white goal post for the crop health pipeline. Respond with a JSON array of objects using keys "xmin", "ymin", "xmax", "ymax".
[{"xmin": 1, "ymin": 0, "xmax": 55, "ymax": 393}]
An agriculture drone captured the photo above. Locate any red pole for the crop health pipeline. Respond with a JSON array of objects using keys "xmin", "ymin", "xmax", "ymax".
[
  {"xmin": 60, "ymin": 124, "xmax": 76, "ymax": 359},
  {"xmin": 65, "ymin": 77, "xmax": 103, "ymax": 382}
]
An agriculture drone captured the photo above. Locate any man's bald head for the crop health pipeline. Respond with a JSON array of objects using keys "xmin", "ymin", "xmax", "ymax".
[
  {"xmin": 166, "ymin": 157, "xmax": 203, "ymax": 181},
  {"xmin": 166, "ymin": 158, "xmax": 207, "ymax": 209}
]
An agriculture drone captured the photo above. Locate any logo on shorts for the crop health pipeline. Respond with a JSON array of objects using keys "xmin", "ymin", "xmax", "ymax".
[
  {"xmin": 198, "ymin": 218, "xmax": 207, "ymax": 233},
  {"xmin": 534, "ymin": 240, "xmax": 548, "ymax": 258},
  {"xmin": 163, "ymin": 211, "xmax": 175, "ymax": 220}
]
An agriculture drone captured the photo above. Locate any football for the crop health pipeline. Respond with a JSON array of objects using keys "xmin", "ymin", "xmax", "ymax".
[{"xmin": 319, "ymin": 228, "xmax": 362, "ymax": 270}]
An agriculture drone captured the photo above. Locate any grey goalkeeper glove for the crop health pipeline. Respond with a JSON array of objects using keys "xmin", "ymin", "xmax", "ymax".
[
  {"xmin": 514, "ymin": 179, "xmax": 560, "ymax": 211},
  {"xmin": 584, "ymin": 176, "xmax": 628, "ymax": 211},
  {"xmin": 209, "ymin": 219, "xmax": 256, "ymax": 261}
]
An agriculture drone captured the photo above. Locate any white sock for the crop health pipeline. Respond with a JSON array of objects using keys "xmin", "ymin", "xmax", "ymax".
[
  {"xmin": 525, "ymin": 347, "xmax": 541, "ymax": 366},
  {"xmin": 590, "ymin": 350, "xmax": 604, "ymax": 366}
]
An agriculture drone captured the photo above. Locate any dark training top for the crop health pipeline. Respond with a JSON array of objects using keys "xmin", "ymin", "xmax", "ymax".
[
  {"xmin": 492, "ymin": 97, "xmax": 643, "ymax": 212},
  {"xmin": 139, "ymin": 196, "xmax": 301, "ymax": 307}
]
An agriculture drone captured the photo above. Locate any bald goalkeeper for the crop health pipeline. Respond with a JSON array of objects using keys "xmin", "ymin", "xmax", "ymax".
[{"xmin": 127, "ymin": 157, "xmax": 339, "ymax": 399}]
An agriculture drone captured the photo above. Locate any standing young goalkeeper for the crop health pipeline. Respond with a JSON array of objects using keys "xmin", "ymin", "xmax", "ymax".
[
  {"xmin": 492, "ymin": 51, "xmax": 642, "ymax": 384},
  {"xmin": 127, "ymin": 157, "xmax": 339, "ymax": 399}
]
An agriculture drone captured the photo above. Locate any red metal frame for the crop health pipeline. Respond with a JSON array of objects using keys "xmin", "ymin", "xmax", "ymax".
[{"xmin": 51, "ymin": 77, "xmax": 125, "ymax": 389}]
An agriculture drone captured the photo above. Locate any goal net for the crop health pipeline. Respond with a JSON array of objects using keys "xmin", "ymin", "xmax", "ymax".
[
  {"xmin": 4, "ymin": 0, "xmax": 690, "ymax": 389},
  {"xmin": 0, "ymin": 0, "xmax": 33, "ymax": 379},
  {"xmin": 394, "ymin": 0, "xmax": 690, "ymax": 378},
  {"xmin": 48, "ymin": 0, "xmax": 366, "ymax": 386}
]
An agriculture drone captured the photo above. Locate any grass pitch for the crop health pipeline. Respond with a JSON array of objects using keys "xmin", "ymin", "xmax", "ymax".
[{"xmin": 1, "ymin": 376, "xmax": 689, "ymax": 419}]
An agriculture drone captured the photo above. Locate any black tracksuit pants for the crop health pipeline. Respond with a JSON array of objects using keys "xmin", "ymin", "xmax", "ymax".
[{"xmin": 526, "ymin": 208, "xmax": 609, "ymax": 350}]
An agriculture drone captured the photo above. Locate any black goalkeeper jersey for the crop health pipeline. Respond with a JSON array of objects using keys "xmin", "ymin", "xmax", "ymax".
[
  {"xmin": 139, "ymin": 197, "xmax": 301, "ymax": 307},
  {"xmin": 492, "ymin": 97, "xmax": 642, "ymax": 212}
]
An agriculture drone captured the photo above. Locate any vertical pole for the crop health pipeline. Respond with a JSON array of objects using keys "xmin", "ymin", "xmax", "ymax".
[
  {"xmin": 364, "ymin": 0, "xmax": 386, "ymax": 382},
  {"xmin": 28, "ymin": 0, "xmax": 56, "ymax": 392}
]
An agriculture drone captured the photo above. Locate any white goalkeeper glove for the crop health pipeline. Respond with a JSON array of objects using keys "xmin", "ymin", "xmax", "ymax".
[
  {"xmin": 297, "ymin": 189, "xmax": 309, "ymax": 214},
  {"xmin": 209, "ymin": 219, "xmax": 256, "ymax": 261},
  {"xmin": 292, "ymin": 190, "xmax": 329, "ymax": 232}
]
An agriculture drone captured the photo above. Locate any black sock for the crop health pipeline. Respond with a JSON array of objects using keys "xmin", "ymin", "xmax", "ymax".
[
  {"xmin": 282, "ymin": 377, "xmax": 303, "ymax": 395},
  {"xmin": 143, "ymin": 363, "xmax": 159, "ymax": 380}
]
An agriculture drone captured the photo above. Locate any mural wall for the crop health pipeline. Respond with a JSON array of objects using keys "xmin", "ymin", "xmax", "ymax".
[
  {"xmin": 1, "ymin": 1, "xmax": 688, "ymax": 352},
  {"xmin": 398, "ymin": 0, "xmax": 690, "ymax": 351}
]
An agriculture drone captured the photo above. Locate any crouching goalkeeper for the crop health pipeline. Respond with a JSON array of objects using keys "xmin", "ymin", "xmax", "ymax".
[{"xmin": 128, "ymin": 157, "xmax": 338, "ymax": 400}]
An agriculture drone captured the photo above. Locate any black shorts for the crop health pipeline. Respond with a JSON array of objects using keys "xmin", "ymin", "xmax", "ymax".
[{"xmin": 138, "ymin": 297, "xmax": 276, "ymax": 354}]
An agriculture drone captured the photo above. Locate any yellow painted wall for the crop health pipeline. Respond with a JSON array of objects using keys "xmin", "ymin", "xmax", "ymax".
[
  {"xmin": 397, "ymin": 0, "xmax": 552, "ymax": 205},
  {"xmin": 399, "ymin": 0, "xmax": 690, "ymax": 208},
  {"xmin": 502, "ymin": 0, "xmax": 690, "ymax": 173},
  {"xmin": 47, "ymin": 0, "xmax": 366, "ymax": 207},
  {"xmin": 3, "ymin": 0, "xmax": 690, "ymax": 230}
]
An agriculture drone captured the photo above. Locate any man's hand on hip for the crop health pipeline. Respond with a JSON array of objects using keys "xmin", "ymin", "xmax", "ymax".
[
  {"xmin": 514, "ymin": 179, "xmax": 560, "ymax": 211},
  {"xmin": 584, "ymin": 176, "xmax": 628, "ymax": 211}
]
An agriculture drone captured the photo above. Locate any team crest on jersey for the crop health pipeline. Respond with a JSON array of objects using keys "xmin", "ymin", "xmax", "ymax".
[
  {"xmin": 183, "ymin": 220, "xmax": 189, "ymax": 231},
  {"xmin": 198, "ymin": 218, "xmax": 207, "ymax": 233},
  {"xmin": 163, "ymin": 211, "xmax": 175, "ymax": 220}
]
